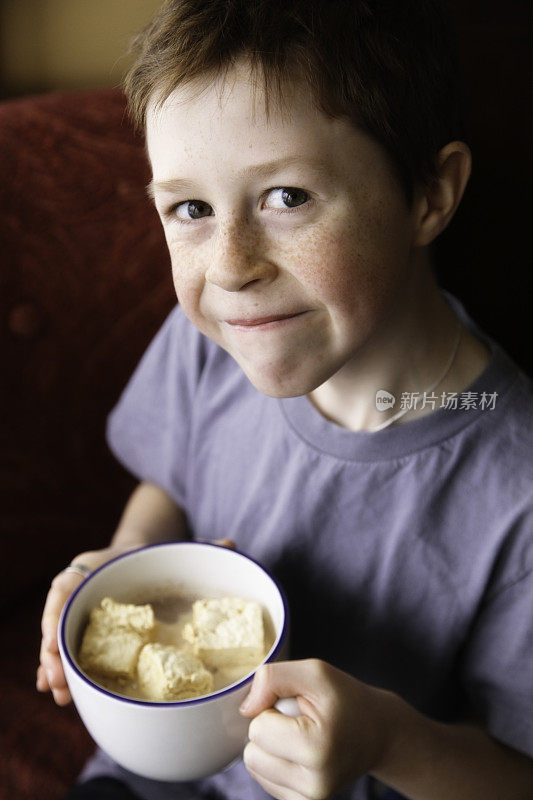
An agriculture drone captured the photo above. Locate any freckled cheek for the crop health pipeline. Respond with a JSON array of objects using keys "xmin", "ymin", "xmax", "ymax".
[
  {"xmin": 290, "ymin": 213, "xmax": 407, "ymax": 322},
  {"xmin": 167, "ymin": 246, "xmax": 205, "ymax": 314},
  {"xmin": 290, "ymin": 235, "xmax": 387, "ymax": 315}
]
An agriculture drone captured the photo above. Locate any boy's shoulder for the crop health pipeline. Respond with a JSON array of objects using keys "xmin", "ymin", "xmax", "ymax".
[
  {"xmin": 473, "ymin": 341, "xmax": 533, "ymax": 468},
  {"xmin": 444, "ymin": 292, "xmax": 533, "ymax": 448}
]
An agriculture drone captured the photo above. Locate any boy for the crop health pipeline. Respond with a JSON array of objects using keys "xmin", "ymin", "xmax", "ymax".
[{"xmin": 38, "ymin": 1, "xmax": 533, "ymax": 799}]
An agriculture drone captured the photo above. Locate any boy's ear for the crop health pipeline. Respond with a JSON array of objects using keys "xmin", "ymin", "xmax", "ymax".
[{"xmin": 412, "ymin": 141, "xmax": 472, "ymax": 247}]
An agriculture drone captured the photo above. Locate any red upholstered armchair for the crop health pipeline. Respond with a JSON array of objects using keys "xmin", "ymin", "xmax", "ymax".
[{"xmin": 1, "ymin": 89, "xmax": 175, "ymax": 799}]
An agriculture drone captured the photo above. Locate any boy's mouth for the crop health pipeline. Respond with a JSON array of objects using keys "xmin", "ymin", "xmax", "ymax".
[
  {"xmin": 225, "ymin": 311, "xmax": 307, "ymax": 326},
  {"xmin": 224, "ymin": 311, "xmax": 307, "ymax": 330}
]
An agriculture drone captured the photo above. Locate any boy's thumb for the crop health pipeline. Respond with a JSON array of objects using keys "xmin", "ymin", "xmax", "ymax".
[{"xmin": 239, "ymin": 661, "xmax": 302, "ymax": 717}]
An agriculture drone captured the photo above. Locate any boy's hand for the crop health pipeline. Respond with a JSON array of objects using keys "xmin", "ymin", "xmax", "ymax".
[
  {"xmin": 37, "ymin": 538, "xmax": 236, "ymax": 706},
  {"xmin": 239, "ymin": 659, "xmax": 393, "ymax": 800},
  {"xmin": 37, "ymin": 544, "xmax": 143, "ymax": 705}
]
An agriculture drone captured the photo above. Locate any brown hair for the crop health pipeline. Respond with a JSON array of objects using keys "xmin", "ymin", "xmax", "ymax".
[{"xmin": 124, "ymin": 0, "xmax": 467, "ymax": 204}]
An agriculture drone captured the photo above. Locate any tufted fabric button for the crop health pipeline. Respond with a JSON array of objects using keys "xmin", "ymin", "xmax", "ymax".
[{"xmin": 8, "ymin": 302, "xmax": 43, "ymax": 339}]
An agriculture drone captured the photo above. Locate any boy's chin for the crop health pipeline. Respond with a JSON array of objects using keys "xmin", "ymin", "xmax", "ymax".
[{"xmin": 239, "ymin": 362, "xmax": 324, "ymax": 399}]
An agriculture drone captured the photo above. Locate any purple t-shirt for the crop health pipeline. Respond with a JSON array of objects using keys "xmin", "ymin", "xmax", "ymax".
[{"xmin": 81, "ymin": 293, "xmax": 533, "ymax": 800}]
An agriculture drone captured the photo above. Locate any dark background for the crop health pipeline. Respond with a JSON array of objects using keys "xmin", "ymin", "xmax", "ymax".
[{"xmin": 437, "ymin": 0, "xmax": 533, "ymax": 376}]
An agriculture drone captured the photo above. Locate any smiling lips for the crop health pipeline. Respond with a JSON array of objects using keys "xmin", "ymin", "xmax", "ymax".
[{"xmin": 225, "ymin": 311, "xmax": 307, "ymax": 328}]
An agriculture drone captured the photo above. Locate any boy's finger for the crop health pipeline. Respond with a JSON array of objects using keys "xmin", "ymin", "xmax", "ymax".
[
  {"xmin": 40, "ymin": 630, "xmax": 59, "ymax": 658},
  {"xmin": 52, "ymin": 686, "xmax": 72, "ymax": 706},
  {"xmin": 40, "ymin": 651, "xmax": 68, "ymax": 690},
  {"xmin": 244, "ymin": 741, "xmax": 303, "ymax": 794},
  {"xmin": 40, "ymin": 623, "xmax": 59, "ymax": 657},
  {"xmin": 216, "ymin": 538, "xmax": 237, "ymax": 549},
  {"xmin": 37, "ymin": 660, "xmax": 72, "ymax": 705},
  {"xmin": 248, "ymin": 708, "xmax": 315, "ymax": 766},
  {"xmin": 36, "ymin": 664, "xmax": 50, "ymax": 692},
  {"xmin": 201, "ymin": 538, "xmax": 237, "ymax": 549},
  {"xmin": 244, "ymin": 746, "xmax": 303, "ymax": 800},
  {"xmin": 41, "ymin": 573, "xmax": 82, "ymax": 641},
  {"xmin": 240, "ymin": 660, "xmax": 325, "ymax": 719}
]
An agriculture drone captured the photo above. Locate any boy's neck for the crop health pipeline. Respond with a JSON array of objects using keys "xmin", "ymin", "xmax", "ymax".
[{"xmin": 308, "ymin": 252, "xmax": 490, "ymax": 432}]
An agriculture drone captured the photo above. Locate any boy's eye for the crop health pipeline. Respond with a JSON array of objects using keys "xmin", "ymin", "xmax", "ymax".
[
  {"xmin": 174, "ymin": 200, "xmax": 213, "ymax": 221},
  {"xmin": 266, "ymin": 187, "xmax": 309, "ymax": 210}
]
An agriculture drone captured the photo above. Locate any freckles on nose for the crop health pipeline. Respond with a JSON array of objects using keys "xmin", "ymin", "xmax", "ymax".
[
  {"xmin": 220, "ymin": 218, "xmax": 262, "ymax": 255},
  {"xmin": 207, "ymin": 220, "xmax": 280, "ymax": 289}
]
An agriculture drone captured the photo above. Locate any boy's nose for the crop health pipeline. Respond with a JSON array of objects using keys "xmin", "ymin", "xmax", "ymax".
[{"xmin": 205, "ymin": 223, "xmax": 277, "ymax": 292}]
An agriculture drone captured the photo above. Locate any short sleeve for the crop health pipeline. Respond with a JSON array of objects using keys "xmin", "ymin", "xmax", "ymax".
[
  {"xmin": 106, "ymin": 305, "xmax": 208, "ymax": 508},
  {"xmin": 460, "ymin": 540, "xmax": 533, "ymax": 757}
]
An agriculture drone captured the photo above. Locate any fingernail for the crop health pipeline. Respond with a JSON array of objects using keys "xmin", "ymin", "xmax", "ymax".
[{"xmin": 239, "ymin": 695, "xmax": 251, "ymax": 713}]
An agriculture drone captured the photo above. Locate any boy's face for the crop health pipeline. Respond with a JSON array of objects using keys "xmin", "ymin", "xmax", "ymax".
[{"xmin": 146, "ymin": 62, "xmax": 421, "ymax": 398}]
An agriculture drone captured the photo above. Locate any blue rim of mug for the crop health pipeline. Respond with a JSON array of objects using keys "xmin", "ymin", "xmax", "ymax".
[{"xmin": 59, "ymin": 541, "xmax": 290, "ymax": 707}]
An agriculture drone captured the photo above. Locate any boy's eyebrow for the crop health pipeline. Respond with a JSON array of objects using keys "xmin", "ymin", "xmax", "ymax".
[{"xmin": 146, "ymin": 155, "xmax": 332, "ymax": 200}]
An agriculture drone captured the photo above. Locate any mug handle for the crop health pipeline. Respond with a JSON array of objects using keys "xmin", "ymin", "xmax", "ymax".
[{"xmin": 274, "ymin": 697, "xmax": 300, "ymax": 717}]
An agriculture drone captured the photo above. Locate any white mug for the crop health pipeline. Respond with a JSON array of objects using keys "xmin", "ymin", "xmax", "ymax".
[{"xmin": 59, "ymin": 541, "xmax": 290, "ymax": 781}]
